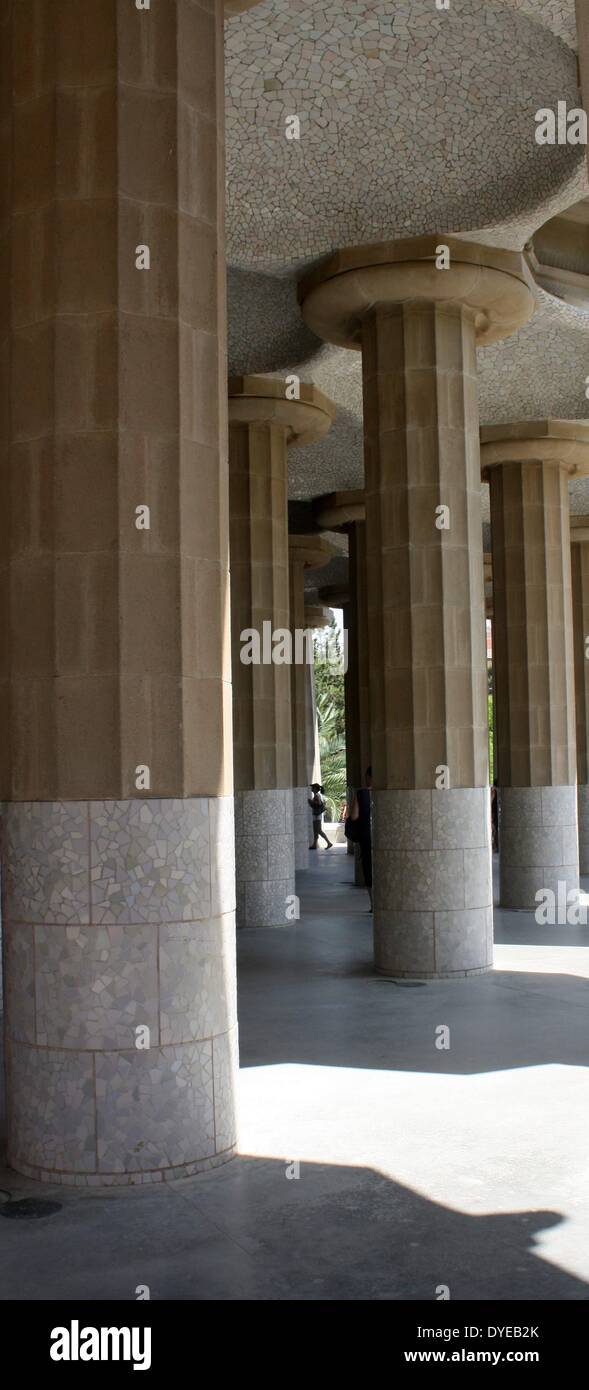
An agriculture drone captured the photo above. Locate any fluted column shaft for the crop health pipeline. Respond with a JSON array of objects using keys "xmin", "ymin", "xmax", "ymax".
[
  {"xmin": 1, "ymin": 0, "xmax": 237, "ymax": 1185},
  {"xmin": 571, "ymin": 531, "xmax": 589, "ymax": 873},
  {"xmin": 346, "ymin": 523, "xmax": 371, "ymax": 878},
  {"xmin": 229, "ymin": 415, "xmax": 295, "ymax": 926},
  {"xmin": 299, "ymin": 237, "xmax": 535, "ymax": 976},
  {"xmin": 288, "ymin": 535, "xmax": 336, "ymax": 869},
  {"xmin": 289, "ymin": 555, "xmax": 310, "ymax": 870},
  {"xmin": 364, "ymin": 303, "xmax": 488, "ymax": 790},
  {"xmin": 347, "ymin": 521, "xmax": 371, "ymax": 786},
  {"xmin": 362, "ymin": 301, "xmax": 492, "ymax": 975},
  {"xmin": 230, "ymin": 421, "xmax": 292, "ymax": 792},
  {"xmin": 490, "ymin": 463, "xmax": 576, "ymax": 787},
  {"xmin": 228, "ymin": 385, "xmax": 335, "ymax": 917},
  {"xmin": 482, "ymin": 421, "xmax": 589, "ymax": 909},
  {"xmin": 289, "ymin": 561, "xmax": 307, "ymax": 782}
]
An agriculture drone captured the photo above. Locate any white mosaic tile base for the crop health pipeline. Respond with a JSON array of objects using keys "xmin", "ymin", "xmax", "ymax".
[
  {"xmin": 293, "ymin": 786, "xmax": 310, "ymax": 871},
  {"xmin": 577, "ymin": 784, "xmax": 589, "ymax": 876},
  {"xmin": 235, "ymin": 788, "xmax": 295, "ymax": 926},
  {"xmin": 3, "ymin": 797, "xmax": 238, "ymax": 1184},
  {"xmin": 499, "ymin": 785, "xmax": 579, "ymax": 908},
  {"xmin": 373, "ymin": 787, "xmax": 493, "ymax": 978}
]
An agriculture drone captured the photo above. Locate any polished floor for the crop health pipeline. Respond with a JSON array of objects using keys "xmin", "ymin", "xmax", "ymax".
[{"xmin": 1, "ymin": 846, "xmax": 589, "ymax": 1301}]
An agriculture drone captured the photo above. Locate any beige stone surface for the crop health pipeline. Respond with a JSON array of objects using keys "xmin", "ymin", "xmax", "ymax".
[
  {"xmin": 363, "ymin": 300, "xmax": 489, "ymax": 790},
  {"xmin": 485, "ymin": 429, "xmax": 579, "ymax": 787},
  {"xmin": 571, "ymin": 519, "xmax": 589, "ymax": 785},
  {"xmin": 228, "ymin": 377, "xmax": 336, "ymax": 447},
  {"xmin": 288, "ymin": 535, "xmax": 335, "ymax": 787},
  {"xmin": 576, "ymin": 0, "xmax": 589, "ymax": 185},
  {"xmin": 289, "ymin": 556, "xmax": 308, "ymax": 790},
  {"xmin": 288, "ymin": 535, "xmax": 337, "ymax": 570},
  {"xmin": 314, "ymin": 491, "xmax": 366, "ymax": 529},
  {"xmin": 299, "ymin": 237, "xmax": 536, "ymax": 351},
  {"xmin": 2, "ymin": 0, "xmax": 232, "ymax": 800},
  {"xmin": 304, "ymin": 605, "xmax": 332, "ymax": 629},
  {"xmin": 481, "ymin": 420, "xmax": 589, "ymax": 477},
  {"xmin": 229, "ymin": 383, "xmax": 335, "ymax": 793},
  {"xmin": 312, "ymin": 492, "xmax": 370, "ymax": 790},
  {"xmin": 346, "ymin": 522, "xmax": 371, "ymax": 790},
  {"xmin": 229, "ymin": 398, "xmax": 290, "ymax": 793}
]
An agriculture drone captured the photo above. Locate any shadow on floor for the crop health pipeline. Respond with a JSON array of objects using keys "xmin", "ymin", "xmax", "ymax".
[
  {"xmin": 1, "ymin": 848, "xmax": 588, "ymax": 1300},
  {"xmin": 0, "ymin": 1131, "xmax": 585, "ymax": 1301},
  {"xmin": 235, "ymin": 850, "xmax": 589, "ymax": 1076}
]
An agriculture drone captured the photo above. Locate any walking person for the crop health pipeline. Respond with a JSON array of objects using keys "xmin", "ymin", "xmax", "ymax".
[
  {"xmin": 491, "ymin": 776, "xmax": 499, "ymax": 853},
  {"xmin": 349, "ymin": 766, "xmax": 373, "ymax": 910},
  {"xmin": 308, "ymin": 783, "xmax": 333, "ymax": 849}
]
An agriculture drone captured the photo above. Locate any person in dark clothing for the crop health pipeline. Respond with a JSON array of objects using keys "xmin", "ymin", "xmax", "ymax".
[
  {"xmin": 308, "ymin": 783, "xmax": 333, "ymax": 849},
  {"xmin": 350, "ymin": 765, "xmax": 373, "ymax": 910},
  {"xmin": 491, "ymin": 777, "xmax": 499, "ymax": 853}
]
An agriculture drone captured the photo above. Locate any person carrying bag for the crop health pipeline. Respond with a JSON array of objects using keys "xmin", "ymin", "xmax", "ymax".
[{"xmin": 308, "ymin": 783, "xmax": 333, "ymax": 850}]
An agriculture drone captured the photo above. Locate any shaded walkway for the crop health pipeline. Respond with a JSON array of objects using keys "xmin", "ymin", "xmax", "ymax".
[{"xmin": 1, "ymin": 848, "xmax": 588, "ymax": 1300}]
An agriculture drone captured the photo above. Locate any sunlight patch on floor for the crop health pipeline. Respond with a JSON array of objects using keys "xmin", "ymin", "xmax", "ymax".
[
  {"xmin": 239, "ymin": 1061, "xmax": 589, "ymax": 1282},
  {"xmin": 493, "ymin": 942, "xmax": 589, "ymax": 976}
]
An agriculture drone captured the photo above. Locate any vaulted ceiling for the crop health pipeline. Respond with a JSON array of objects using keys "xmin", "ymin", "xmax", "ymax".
[{"xmin": 224, "ymin": 0, "xmax": 589, "ymax": 533}]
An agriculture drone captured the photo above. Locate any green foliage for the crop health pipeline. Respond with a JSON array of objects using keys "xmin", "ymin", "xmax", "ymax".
[
  {"xmin": 313, "ymin": 615, "xmax": 346, "ymax": 817},
  {"xmin": 313, "ymin": 618, "xmax": 345, "ymax": 740}
]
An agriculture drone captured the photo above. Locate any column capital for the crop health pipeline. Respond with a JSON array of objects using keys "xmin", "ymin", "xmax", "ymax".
[
  {"xmin": 318, "ymin": 584, "xmax": 350, "ymax": 608},
  {"xmin": 228, "ymin": 376, "xmax": 335, "ymax": 447},
  {"xmin": 481, "ymin": 419, "xmax": 589, "ymax": 479},
  {"xmin": 305, "ymin": 605, "xmax": 332, "ymax": 629},
  {"xmin": 288, "ymin": 533, "xmax": 337, "ymax": 570},
  {"xmin": 314, "ymin": 490, "xmax": 365, "ymax": 529},
  {"xmin": 571, "ymin": 515, "xmax": 589, "ymax": 543},
  {"xmin": 298, "ymin": 236, "xmax": 535, "ymax": 350}
]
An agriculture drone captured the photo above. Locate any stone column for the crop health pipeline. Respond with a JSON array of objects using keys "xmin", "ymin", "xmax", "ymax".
[
  {"xmin": 342, "ymin": 596, "xmax": 358, "ymax": 796},
  {"xmin": 288, "ymin": 540, "xmax": 336, "ymax": 869},
  {"xmin": 481, "ymin": 422, "xmax": 589, "ymax": 907},
  {"xmin": 318, "ymin": 583, "xmax": 350, "ymax": 850},
  {"xmin": 571, "ymin": 518, "xmax": 589, "ymax": 874},
  {"xmin": 316, "ymin": 493, "xmax": 369, "ymax": 873},
  {"xmin": 347, "ymin": 520, "xmax": 372, "ymax": 883},
  {"xmin": 576, "ymin": 1, "xmax": 589, "ymax": 185},
  {"xmin": 305, "ymin": 660, "xmax": 321, "ymax": 788},
  {"xmin": 306, "ymin": 601, "xmax": 339, "ymax": 838},
  {"xmin": 228, "ymin": 383, "xmax": 334, "ymax": 920},
  {"xmin": 315, "ymin": 493, "xmax": 369, "ymax": 785},
  {"xmin": 341, "ymin": 599, "xmax": 356, "ymax": 856},
  {"xmin": 300, "ymin": 237, "xmax": 535, "ymax": 977},
  {"xmin": 349, "ymin": 525, "xmax": 371, "ymax": 780},
  {"xmin": 0, "ymin": 0, "xmax": 247, "ymax": 1187}
]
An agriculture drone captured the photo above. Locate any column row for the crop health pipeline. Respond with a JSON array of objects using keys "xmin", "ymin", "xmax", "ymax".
[
  {"xmin": 227, "ymin": 377, "xmax": 336, "ymax": 925},
  {"xmin": 300, "ymin": 236, "xmax": 536, "ymax": 976}
]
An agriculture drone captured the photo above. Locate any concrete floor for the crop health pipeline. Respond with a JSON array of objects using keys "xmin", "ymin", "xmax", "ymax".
[{"xmin": 1, "ymin": 846, "xmax": 589, "ymax": 1301}]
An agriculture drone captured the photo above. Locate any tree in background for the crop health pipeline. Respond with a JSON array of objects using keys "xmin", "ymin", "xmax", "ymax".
[{"xmin": 313, "ymin": 615, "xmax": 346, "ymax": 821}]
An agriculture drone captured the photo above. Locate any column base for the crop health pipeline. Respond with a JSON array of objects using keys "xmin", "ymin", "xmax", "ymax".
[
  {"xmin": 499, "ymin": 786, "xmax": 579, "ymax": 908},
  {"xmin": 9, "ymin": 1146, "xmax": 236, "ymax": 1189},
  {"xmin": 373, "ymin": 788, "xmax": 493, "ymax": 978},
  {"xmin": 292, "ymin": 786, "xmax": 310, "ymax": 871},
  {"xmin": 235, "ymin": 789, "xmax": 295, "ymax": 927},
  {"xmin": 578, "ymin": 784, "xmax": 589, "ymax": 876},
  {"xmin": 3, "ymin": 797, "xmax": 238, "ymax": 1187}
]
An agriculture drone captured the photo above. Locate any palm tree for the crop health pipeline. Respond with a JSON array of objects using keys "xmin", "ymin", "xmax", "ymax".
[{"xmin": 316, "ymin": 690, "xmax": 346, "ymax": 820}]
